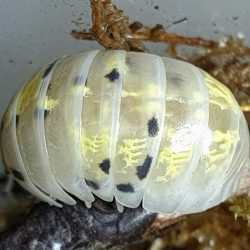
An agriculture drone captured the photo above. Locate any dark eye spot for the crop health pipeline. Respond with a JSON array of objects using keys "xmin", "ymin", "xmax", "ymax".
[
  {"xmin": 104, "ymin": 68, "xmax": 120, "ymax": 82},
  {"xmin": 85, "ymin": 179, "xmax": 99, "ymax": 190},
  {"xmin": 147, "ymin": 117, "xmax": 159, "ymax": 137},
  {"xmin": 116, "ymin": 183, "xmax": 134, "ymax": 193},
  {"xmin": 136, "ymin": 155, "xmax": 153, "ymax": 180},
  {"xmin": 11, "ymin": 169, "xmax": 25, "ymax": 181},
  {"xmin": 15, "ymin": 115, "xmax": 20, "ymax": 126},
  {"xmin": 99, "ymin": 159, "xmax": 111, "ymax": 174}
]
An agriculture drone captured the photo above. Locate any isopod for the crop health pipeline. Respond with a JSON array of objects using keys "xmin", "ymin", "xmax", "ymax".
[{"xmin": 0, "ymin": 50, "xmax": 249, "ymax": 215}]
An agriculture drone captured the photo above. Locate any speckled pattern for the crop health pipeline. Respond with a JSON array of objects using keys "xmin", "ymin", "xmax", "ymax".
[{"xmin": 0, "ymin": 50, "xmax": 249, "ymax": 214}]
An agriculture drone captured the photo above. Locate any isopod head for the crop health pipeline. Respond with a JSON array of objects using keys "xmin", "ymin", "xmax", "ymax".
[{"xmin": 0, "ymin": 50, "xmax": 249, "ymax": 214}]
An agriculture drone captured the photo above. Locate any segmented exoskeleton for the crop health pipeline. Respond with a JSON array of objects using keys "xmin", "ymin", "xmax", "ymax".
[{"xmin": 0, "ymin": 50, "xmax": 249, "ymax": 214}]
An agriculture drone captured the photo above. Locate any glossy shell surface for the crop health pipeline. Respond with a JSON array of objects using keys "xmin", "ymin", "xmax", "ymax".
[{"xmin": 0, "ymin": 50, "xmax": 249, "ymax": 214}]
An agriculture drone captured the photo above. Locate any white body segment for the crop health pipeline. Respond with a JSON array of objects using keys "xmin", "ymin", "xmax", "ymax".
[{"xmin": 0, "ymin": 50, "xmax": 249, "ymax": 214}]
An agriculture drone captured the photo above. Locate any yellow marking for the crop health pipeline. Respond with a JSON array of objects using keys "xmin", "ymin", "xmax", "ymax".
[
  {"xmin": 134, "ymin": 100, "xmax": 161, "ymax": 116},
  {"xmin": 121, "ymin": 84, "xmax": 160, "ymax": 98},
  {"xmin": 204, "ymin": 72, "xmax": 235, "ymax": 110},
  {"xmin": 104, "ymin": 55, "xmax": 117, "ymax": 70},
  {"xmin": 17, "ymin": 71, "xmax": 42, "ymax": 114},
  {"xmin": 68, "ymin": 124, "xmax": 109, "ymax": 179},
  {"xmin": 103, "ymin": 55, "xmax": 123, "ymax": 73},
  {"xmin": 81, "ymin": 133, "xmax": 109, "ymax": 155},
  {"xmin": 121, "ymin": 90, "xmax": 138, "ymax": 98},
  {"xmin": 156, "ymin": 147, "xmax": 192, "ymax": 182},
  {"xmin": 204, "ymin": 130, "xmax": 239, "ymax": 173},
  {"xmin": 203, "ymin": 72, "xmax": 239, "ymax": 173},
  {"xmin": 44, "ymin": 97, "xmax": 59, "ymax": 111},
  {"xmin": 118, "ymin": 138, "xmax": 147, "ymax": 169},
  {"xmin": 71, "ymin": 84, "xmax": 92, "ymax": 97},
  {"xmin": 83, "ymin": 86, "xmax": 92, "ymax": 97},
  {"xmin": 237, "ymin": 97, "xmax": 250, "ymax": 112},
  {"xmin": 80, "ymin": 132, "xmax": 109, "ymax": 180}
]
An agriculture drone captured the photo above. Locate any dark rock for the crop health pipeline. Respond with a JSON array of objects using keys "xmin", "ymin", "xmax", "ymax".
[{"xmin": 0, "ymin": 198, "xmax": 157, "ymax": 250}]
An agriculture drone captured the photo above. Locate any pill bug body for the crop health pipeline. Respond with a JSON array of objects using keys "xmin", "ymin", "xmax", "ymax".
[{"xmin": 0, "ymin": 50, "xmax": 249, "ymax": 214}]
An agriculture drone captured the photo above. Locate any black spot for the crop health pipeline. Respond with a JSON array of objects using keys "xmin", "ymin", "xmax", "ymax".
[
  {"xmin": 136, "ymin": 155, "xmax": 153, "ymax": 180},
  {"xmin": 154, "ymin": 5, "xmax": 159, "ymax": 9},
  {"xmin": 73, "ymin": 75, "xmax": 85, "ymax": 85},
  {"xmin": 0, "ymin": 120, "xmax": 4, "ymax": 131},
  {"xmin": 104, "ymin": 68, "xmax": 120, "ymax": 82},
  {"xmin": 99, "ymin": 159, "xmax": 110, "ymax": 174},
  {"xmin": 116, "ymin": 183, "xmax": 134, "ymax": 193},
  {"xmin": 43, "ymin": 60, "xmax": 57, "ymax": 79},
  {"xmin": 11, "ymin": 169, "xmax": 25, "ymax": 181},
  {"xmin": 15, "ymin": 115, "xmax": 20, "ymax": 126},
  {"xmin": 34, "ymin": 108, "xmax": 50, "ymax": 119},
  {"xmin": 86, "ymin": 179, "xmax": 99, "ymax": 190},
  {"xmin": 44, "ymin": 109, "xmax": 50, "ymax": 118},
  {"xmin": 147, "ymin": 117, "xmax": 159, "ymax": 137}
]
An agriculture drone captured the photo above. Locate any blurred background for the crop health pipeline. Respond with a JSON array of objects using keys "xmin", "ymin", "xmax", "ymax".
[{"xmin": 0, "ymin": 0, "xmax": 250, "ymax": 174}]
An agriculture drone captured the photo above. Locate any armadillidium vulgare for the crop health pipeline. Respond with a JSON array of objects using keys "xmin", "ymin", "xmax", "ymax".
[{"xmin": 0, "ymin": 50, "xmax": 249, "ymax": 215}]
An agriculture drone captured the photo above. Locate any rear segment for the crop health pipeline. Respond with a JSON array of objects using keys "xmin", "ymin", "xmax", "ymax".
[{"xmin": 143, "ymin": 58, "xmax": 209, "ymax": 213}]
